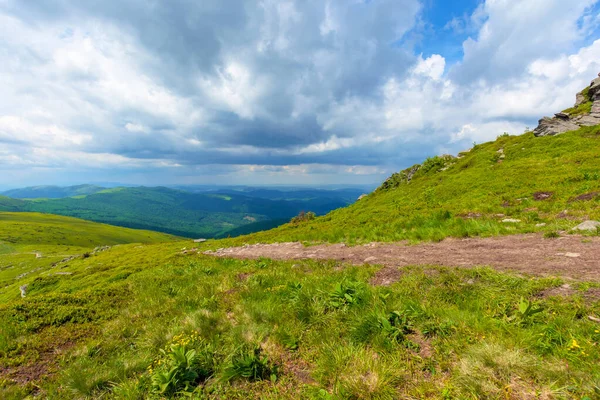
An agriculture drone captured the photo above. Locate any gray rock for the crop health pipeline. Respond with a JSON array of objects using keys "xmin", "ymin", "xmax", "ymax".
[
  {"xmin": 554, "ymin": 112, "xmax": 570, "ymax": 119},
  {"xmin": 589, "ymin": 77, "xmax": 600, "ymax": 101},
  {"xmin": 406, "ymin": 165, "xmax": 420, "ymax": 182},
  {"xmin": 19, "ymin": 285, "xmax": 27, "ymax": 298},
  {"xmin": 502, "ymin": 218, "xmax": 521, "ymax": 223},
  {"xmin": 573, "ymin": 113, "xmax": 600, "ymax": 126},
  {"xmin": 357, "ymin": 194, "xmax": 368, "ymax": 201},
  {"xmin": 575, "ymin": 91, "xmax": 587, "ymax": 107},
  {"xmin": 194, "ymin": 238, "xmax": 207, "ymax": 243},
  {"xmin": 571, "ymin": 220, "xmax": 600, "ymax": 232},
  {"xmin": 533, "ymin": 116, "xmax": 580, "ymax": 137}
]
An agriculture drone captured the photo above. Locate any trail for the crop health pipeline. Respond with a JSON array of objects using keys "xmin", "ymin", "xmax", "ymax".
[{"xmin": 205, "ymin": 234, "xmax": 600, "ymax": 281}]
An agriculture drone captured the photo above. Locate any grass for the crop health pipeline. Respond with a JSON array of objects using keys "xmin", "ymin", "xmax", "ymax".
[
  {"xmin": 215, "ymin": 126, "xmax": 600, "ymax": 246},
  {"xmin": 2, "ymin": 124, "xmax": 600, "ymax": 398},
  {"xmin": 0, "ymin": 212, "xmax": 177, "ymax": 298},
  {"xmin": 0, "ymin": 239, "xmax": 599, "ymax": 399}
]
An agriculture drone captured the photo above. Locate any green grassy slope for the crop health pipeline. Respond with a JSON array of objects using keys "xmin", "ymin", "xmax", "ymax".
[
  {"xmin": 225, "ymin": 126, "xmax": 600, "ymax": 245},
  {"xmin": 0, "ymin": 212, "xmax": 177, "ymax": 291},
  {"xmin": 2, "ymin": 121, "xmax": 600, "ymax": 399},
  {"xmin": 1, "ymin": 239, "xmax": 599, "ymax": 399},
  {"xmin": 15, "ymin": 187, "xmax": 351, "ymax": 238}
]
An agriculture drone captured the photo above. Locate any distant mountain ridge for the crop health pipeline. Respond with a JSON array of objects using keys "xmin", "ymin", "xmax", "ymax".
[
  {"xmin": 1, "ymin": 184, "xmax": 105, "ymax": 199},
  {"xmin": 1, "ymin": 185, "xmax": 362, "ymax": 238}
]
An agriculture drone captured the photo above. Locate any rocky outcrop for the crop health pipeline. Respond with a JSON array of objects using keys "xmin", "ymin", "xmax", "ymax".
[{"xmin": 534, "ymin": 77, "xmax": 600, "ymax": 137}]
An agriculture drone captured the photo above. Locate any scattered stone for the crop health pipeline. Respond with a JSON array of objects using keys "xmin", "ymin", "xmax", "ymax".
[
  {"xmin": 458, "ymin": 212, "xmax": 482, "ymax": 220},
  {"xmin": 92, "ymin": 246, "xmax": 111, "ymax": 254},
  {"xmin": 19, "ymin": 284, "xmax": 27, "ymax": 298},
  {"xmin": 357, "ymin": 194, "xmax": 368, "ymax": 201},
  {"xmin": 533, "ymin": 192, "xmax": 553, "ymax": 201},
  {"xmin": 502, "ymin": 218, "xmax": 521, "ymax": 223},
  {"xmin": 194, "ymin": 238, "xmax": 207, "ymax": 243},
  {"xmin": 536, "ymin": 223, "xmax": 547, "ymax": 227},
  {"xmin": 557, "ymin": 210, "xmax": 570, "ymax": 219},
  {"xmin": 571, "ymin": 220, "xmax": 600, "ymax": 232}
]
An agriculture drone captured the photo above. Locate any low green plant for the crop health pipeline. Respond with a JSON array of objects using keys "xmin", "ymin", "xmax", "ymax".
[
  {"xmin": 544, "ymin": 231, "xmax": 560, "ymax": 239},
  {"xmin": 509, "ymin": 297, "xmax": 543, "ymax": 325},
  {"xmin": 327, "ymin": 280, "xmax": 365, "ymax": 309},
  {"xmin": 222, "ymin": 347, "xmax": 277, "ymax": 383},
  {"xmin": 149, "ymin": 333, "xmax": 214, "ymax": 396}
]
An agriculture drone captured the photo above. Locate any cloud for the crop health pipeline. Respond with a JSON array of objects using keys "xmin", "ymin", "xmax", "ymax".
[{"xmin": 0, "ymin": 0, "xmax": 599, "ymax": 186}]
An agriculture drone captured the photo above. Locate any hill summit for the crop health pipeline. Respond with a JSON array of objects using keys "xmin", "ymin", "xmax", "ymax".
[{"xmin": 534, "ymin": 75, "xmax": 600, "ymax": 136}]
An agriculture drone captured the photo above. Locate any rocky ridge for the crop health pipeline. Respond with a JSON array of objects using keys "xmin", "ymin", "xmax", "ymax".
[{"xmin": 534, "ymin": 77, "xmax": 600, "ymax": 136}]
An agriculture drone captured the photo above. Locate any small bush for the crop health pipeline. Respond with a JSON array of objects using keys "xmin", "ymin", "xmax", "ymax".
[{"xmin": 291, "ymin": 211, "xmax": 316, "ymax": 224}]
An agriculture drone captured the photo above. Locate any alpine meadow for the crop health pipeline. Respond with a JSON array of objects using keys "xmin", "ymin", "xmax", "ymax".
[{"xmin": 1, "ymin": 1, "xmax": 600, "ymax": 399}]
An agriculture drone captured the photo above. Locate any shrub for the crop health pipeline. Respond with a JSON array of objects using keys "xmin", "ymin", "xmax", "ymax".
[{"xmin": 290, "ymin": 211, "xmax": 316, "ymax": 224}]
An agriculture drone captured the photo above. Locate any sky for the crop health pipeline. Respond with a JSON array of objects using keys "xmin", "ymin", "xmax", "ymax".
[{"xmin": 1, "ymin": 0, "xmax": 600, "ymax": 188}]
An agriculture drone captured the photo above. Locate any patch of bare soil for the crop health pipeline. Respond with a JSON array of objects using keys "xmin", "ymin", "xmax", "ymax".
[
  {"xmin": 570, "ymin": 192, "xmax": 600, "ymax": 202},
  {"xmin": 205, "ymin": 234, "xmax": 600, "ymax": 281},
  {"xmin": 369, "ymin": 267, "xmax": 403, "ymax": 286},
  {"xmin": 536, "ymin": 284, "xmax": 577, "ymax": 299}
]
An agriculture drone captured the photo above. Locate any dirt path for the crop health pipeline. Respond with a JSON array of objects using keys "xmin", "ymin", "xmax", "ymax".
[{"xmin": 205, "ymin": 234, "xmax": 600, "ymax": 281}]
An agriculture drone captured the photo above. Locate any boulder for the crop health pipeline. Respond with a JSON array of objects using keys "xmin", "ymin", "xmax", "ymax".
[
  {"xmin": 502, "ymin": 218, "xmax": 521, "ymax": 223},
  {"xmin": 194, "ymin": 238, "xmax": 207, "ymax": 243},
  {"xmin": 571, "ymin": 220, "xmax": 600, "ymax": 232},
  {"xmin": 357, "ymin": 194, "xmax": 368, "ymax": 201},
  {"xmin": 19, "ymin": 285, "xmax": 27, "ymax": 298},
  {"xmin": 533, "ymin": 117, "xmax": 580, "ymax": 137},
  {"xmin": 589, "ymin": 77, "xmax": 600, "ymax": 101},
  {"xmin": 575, "ymin": 91, "xmax": 587, "ymax": 107}
]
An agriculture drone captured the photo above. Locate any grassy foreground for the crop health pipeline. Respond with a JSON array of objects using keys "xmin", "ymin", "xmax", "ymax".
[
  {"xmin": 1, "ymin": 237, "xmax": 599, "ymax": 399},
  {"xmin": 221, "ymin": 126, "xmax": 600, "ymax": 246},
  {"xmin": 0, "ymin": 212, "xmax": 177, "ymax": 296}
]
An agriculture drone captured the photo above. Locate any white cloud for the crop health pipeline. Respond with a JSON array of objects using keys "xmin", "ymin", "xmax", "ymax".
[{"xmin": 0, "ymin": 0, "xmax": 599, "ymax": 185}]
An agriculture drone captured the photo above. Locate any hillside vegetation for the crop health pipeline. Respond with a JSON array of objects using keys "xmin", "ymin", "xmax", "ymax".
[
  {"xmin": 0, "ymin": 212, "xmax": 177, "ymax": 295},
  {"xmin": 4, "ymin": 187, "xmax": 358, "ymax": 238},
  {"xmin": 224, "ymin": 126, "xmax": 600, "ymax": 245},
  {"xmin": 1, "ymin": 231, "xmax": 599, "ymax": 399}
]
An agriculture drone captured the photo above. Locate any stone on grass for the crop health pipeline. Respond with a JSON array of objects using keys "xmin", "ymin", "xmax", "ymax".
[
  {"xmin": 502, "ymin": 218, "xmax": 521, "ymax": 223},
  {"xmin": 571, "ymin": 220, "xmax": 600, "ymax": 232}
]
